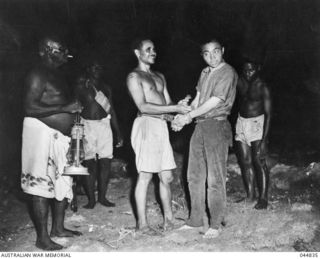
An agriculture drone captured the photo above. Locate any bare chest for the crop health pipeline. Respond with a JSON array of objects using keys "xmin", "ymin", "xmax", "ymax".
[
  {"xmin": 240, "ymin": 82, "xmax": 264, "ymax": 102},
  {"xmin": 141, "ymin": 74, "xmax": 164, "ymax": 94},
  {"xmin": 42, "ymin": 75, "xmax": 70, "ymax": 103}
]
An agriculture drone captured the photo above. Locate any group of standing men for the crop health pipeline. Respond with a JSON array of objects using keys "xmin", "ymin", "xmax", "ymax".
[
  {"xmin": 21, "ymin": 35, "xmax": 271, "ymax": 250},
  {"xmin": 127, "ymin": 38, "xmax": 271, "ymax": 238}
]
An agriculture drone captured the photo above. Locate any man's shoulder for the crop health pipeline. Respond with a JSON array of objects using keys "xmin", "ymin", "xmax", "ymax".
[
  {"xmin": 221, "ymin": 63, "xmax": 237, "ymax": 75},
  {"xmin": 237, "ymin": 76, "xmax": 247, "ymax": 87},
  {"xmin": 127, "ymin": 70, "xmax": 142, "ymax": 81},
  {"xmin": 200, "ymin": 66, "xmax": 210, "ymax": 74},
  {"xmin": 152, "ymin": 70, "xmax": 164, "ymax": 77},
  {"xmin": 253, "ymin": 77, "xmax": 268, "ymax": 88},
  {"xmin": 26, "ymin": 65, "xmax": 49, "ymax": 82},
  {"xmin": 127, "ymin": 70, "xmax": 164, "ymax": 80}
]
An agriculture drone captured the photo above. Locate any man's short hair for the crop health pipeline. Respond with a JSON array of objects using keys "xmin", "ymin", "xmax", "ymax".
[
  {"xmin": 200, "ymin": 38, "xmax": 223, "ymax": 52},
  {"xmin": 242, "ymin": 56, "xmax": 261, "ymax": 67},
  {"xmin": 131, "ymin": 37, "xmax": 151, "ymax": 52}
]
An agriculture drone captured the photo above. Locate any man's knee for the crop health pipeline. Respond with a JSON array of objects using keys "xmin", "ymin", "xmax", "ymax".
[
  {"xmin": 159, "ymin": 171, "xmax": 173, "ymax": 185},
  {"xmin": 138, "ymin": 172, "xmax": 153, "ymax": 183},
  {"xmin": 242, "ymin": 156, "xmax": 252, "ymax": 168},
  {"xmin": 252, "ymin": 152, "xmax": 265, "ymax": 166}
]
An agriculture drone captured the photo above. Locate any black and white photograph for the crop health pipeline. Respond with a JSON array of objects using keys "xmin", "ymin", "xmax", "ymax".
[{"xmin": 0, "ymin": 0, "xmax": 320, "ymax": 254}]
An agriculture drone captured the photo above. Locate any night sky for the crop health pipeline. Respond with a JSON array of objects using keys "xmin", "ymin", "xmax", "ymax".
[{"xmin": 0, "ymin": 0, "xmax": 319, "ymax": 173}]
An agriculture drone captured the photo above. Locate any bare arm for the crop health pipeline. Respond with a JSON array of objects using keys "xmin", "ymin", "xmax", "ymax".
[
  {"xmin": 190, "ymin": 91, "xmax": 200, "ymax": 110},
  {"xmin": 126, "ymin": 72, "xmax": 190, "ymax": 114},
  {"xmin": 24, "ymin": 72, "xmax": 81, "ymax": 117},
  {"xmin": 161, "ymin": 74, "xmax": 174, "ymax": 105},
  {"xmin": 108, "ymin": 90, "xmax": 123, "ymax": 144},
  {"xmin": 189, "ymin": 96, "xmax": 222, "ymax": 119},
  {"xmin": 262, "ymin": 86, "xmax": 271, "ymax": 140}
]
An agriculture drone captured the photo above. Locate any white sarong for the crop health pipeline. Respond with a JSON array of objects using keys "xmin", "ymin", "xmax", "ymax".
[{"xmin": 21, "ymin": 117, "xmax": 73, "ymax": 201}]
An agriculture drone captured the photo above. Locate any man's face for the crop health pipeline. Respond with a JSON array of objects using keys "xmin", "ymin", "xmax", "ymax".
[
  {"xmin": 137, "ymin": 40, "xmax": 157, "ymax": 65},
  {"xmin": 201, "ymin": 42, "xmax": 224, "ymax": 68},
  {"xmin": 243, "ymin": 62, "xmax": 259, "ymax": 82},
  {"xmin": 47, "ymin": 40, "xmax": 69, "ymax": 65},
  {"xmin": 88, "ymin": 62, "xmax": 103, "ymax": 79}
]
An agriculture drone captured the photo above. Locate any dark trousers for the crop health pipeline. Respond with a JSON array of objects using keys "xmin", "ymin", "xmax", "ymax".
[{"xmin": 187, "ymin": 119, "xmax": 232, "ymax": 229}]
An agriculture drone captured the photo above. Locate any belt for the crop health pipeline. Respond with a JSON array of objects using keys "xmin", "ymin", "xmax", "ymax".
[
  {"xmin": 138, "ymin": 114, "xmax": 174, "ymax": 121},
  {"xmin": 196, "ymin": 116, "xmax": 227, "ymax": 123}
]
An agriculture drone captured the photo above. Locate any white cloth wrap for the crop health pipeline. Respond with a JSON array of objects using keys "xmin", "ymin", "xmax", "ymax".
[{"xmin": 21, "ymin": 117, "xmax": 73, "ymax": 201}]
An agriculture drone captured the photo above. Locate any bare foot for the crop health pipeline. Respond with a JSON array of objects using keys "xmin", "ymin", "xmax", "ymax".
[
  {"xmin": 159, "ymin": 220, "xmax": 175, "ymax": 231},
  {"xmin": 177, "ymin": 224, "xmax": 197, "ymax": 230},
  {"xmin": 254, "ymin": 199, "xmax": 268, "ymax": 210},
  {"xmin": 70, "ymin": 199, "xmax": 78, "ymax": 212},
  {"xmin": 98, "ymin": 199, "xmax": 115, "ymax": 207},
  {"xmin": 203, "ymin": 228, "xmax": 220, "ymax": 239},
  {"xmin": 36, "ymin": 238, "xmax": 64, "ymax": 251},
  {"xmin": 136, "ymin": 226, "xmax": 162, "ymax": 236},
  {"xmin": 50, "ymin": 228, "xmax": 82, "ymax": 238}
]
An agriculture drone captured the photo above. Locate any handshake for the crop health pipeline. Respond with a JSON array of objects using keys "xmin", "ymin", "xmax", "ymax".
[
  {"xmin": 171, "ymin": 95, "xmax": 193, "ymax": 132},
  {"xmin": 171, "ymin": 113, "xmax": 193, "ymax": 131}
]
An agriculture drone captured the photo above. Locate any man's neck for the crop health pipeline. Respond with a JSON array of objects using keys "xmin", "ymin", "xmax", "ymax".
[
  {"xmin": 89, "ymin": 76, "xmax": 100, "ymax": 84},
  {"xmin": 136, "ymin": 62, "xmax": 152, "ymax": 73},
  {"xmin": 209, "ymin": 61, "xmax": 225, "ymax": 71}
]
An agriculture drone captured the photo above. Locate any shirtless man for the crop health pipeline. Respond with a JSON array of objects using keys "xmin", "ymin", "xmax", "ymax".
[
  {"xmin": 235, "ymin": 59, "xmax": 271, "ymax": 209},
  {"xmin": 127, "ymin": 38, "xmax": 191, "ymax": 235},
  {"xmin": 75, "ymin": 61, "xmax": 123, "ymax": 209},
  {"xmin": 22, "ymin": 37, "xmax": 82, "ymax": 250}
]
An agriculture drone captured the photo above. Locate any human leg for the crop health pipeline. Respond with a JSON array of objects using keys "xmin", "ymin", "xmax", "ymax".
[
  {"xmin": 31, "ymin": 196, "xmax": 63, "ymax": 250},
  {"xmin": 204, "ymin": 120, "xmax": 231, "ymax": 235},
  {"xmin": 135, "ymin": 172, "xmax": 153, "ymax": 229},
  {"xmin": 158, "ymin": 170, "xmax": 174, "ymax": 229},
  {"xmin": 50, "ymin": 198, "xmax": 82, "ymax": 237},
  {"xmin": 252, "ymin": 141, "xmax": 269, "ymax": 209},
  {"xmin": 70, "ymin": 177, "xmax": 79, "ymax": 212},
  {"xmin": 236, "ymin": 141, "xmax": 256, "ymax": 200},
  {"xmin": 82, "ymin": 159, "xmax": 97, "ymax": 209},
  {"xmin": 97, "ymin": 158, "xmax": 115, "ymax": 207},
  {"xmin": 206, "ymin": 140, "xmax": 229, "ymax": 229},
  {"xmin": 186, "ymin": 127, "xmax": 206, "ymax": 227}
]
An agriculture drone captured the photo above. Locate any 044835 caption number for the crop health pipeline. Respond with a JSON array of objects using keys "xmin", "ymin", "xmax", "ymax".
[{"xmin": 300, "ymin": 253, "xmax": 318, "ymax": 258}]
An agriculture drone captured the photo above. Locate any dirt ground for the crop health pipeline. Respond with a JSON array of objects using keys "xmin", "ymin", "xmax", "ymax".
[{"xmin": 1, "ymin": 152, "xmax": 320, "ymax": 252}]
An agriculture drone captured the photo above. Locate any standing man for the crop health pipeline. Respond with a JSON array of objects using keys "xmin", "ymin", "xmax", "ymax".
[
  {"xmin": 22, "ymin": 36, "xmax": 82, "ymax": 250},
  {"xmin": 127, "ymin": 38, "xmax": 191, "ymax": 235},
  {"xmin": 172, "ymin": 39, "xmax": 238, "ymax": 239},
  {"xmin": 235, "ymin": 59, "xmax": 271, "ymax": 209},
  {"xmin": 75, "ymin": 60, "xmax": 123, "ymax": 209}
]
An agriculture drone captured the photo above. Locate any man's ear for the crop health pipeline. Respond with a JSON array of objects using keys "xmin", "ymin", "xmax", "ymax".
[
  {"xmin": 221, "ymin": 47, "xmax": 225, "ymax": 55},
  {"xmin": 134, "ymin": 49, "xmax": 140, "ymax": 59}
]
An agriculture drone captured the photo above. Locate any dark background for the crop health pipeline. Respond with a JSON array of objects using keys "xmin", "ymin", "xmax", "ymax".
[{"xmin": 0, "ymin": 0, "xmax": 319, "ymax": 181}]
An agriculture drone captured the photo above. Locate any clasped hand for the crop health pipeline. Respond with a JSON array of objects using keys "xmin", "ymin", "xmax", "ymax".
[
  {"xmin": 171, "ymin": 95, "xmax": 192, "ymax": 131},
  {"xmin": 171, "ymin": 113, "xmax": 192, "ymax": 132}
]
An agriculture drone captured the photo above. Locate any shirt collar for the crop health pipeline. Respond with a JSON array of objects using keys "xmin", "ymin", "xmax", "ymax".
[{"xmin": 204, "ymin": 62, "xmax": 226, "ymax": 74}]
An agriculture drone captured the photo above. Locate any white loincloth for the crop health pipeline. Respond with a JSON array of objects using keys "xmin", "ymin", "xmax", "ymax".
[
  {"xmin": 235, "ymin": 114, "xmax": 264, "ymax": 146},
  {"xmin": 81, "ymin": 116, "xmax": 113, "ymax": 160},
  {"xmin": 131, "ymin": 116, "xmax": 176, "ymax": 173}
]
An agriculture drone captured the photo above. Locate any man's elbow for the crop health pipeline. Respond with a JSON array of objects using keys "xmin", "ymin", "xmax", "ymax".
[{"xmin": 136, "ymin": 103, "xmax": 148, "ymax": 113}]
